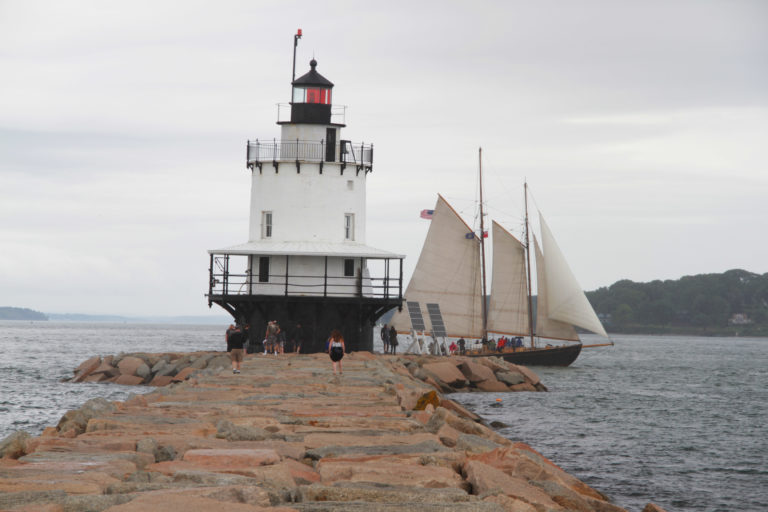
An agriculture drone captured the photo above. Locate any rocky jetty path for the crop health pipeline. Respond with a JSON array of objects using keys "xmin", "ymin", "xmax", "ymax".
[{"xmin": 0, "ymin": 352, "xmax": 667, "ymax": 512}]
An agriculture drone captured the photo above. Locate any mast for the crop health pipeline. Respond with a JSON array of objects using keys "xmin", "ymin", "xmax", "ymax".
[
  {"xmin": 478, "ymin": 148, "xmax": 488, "ymax": 341},
  {"xmin": 291, "ymin": 29, "xmax": 302, "ymax": 84},
  {"xmin": 523, "ymin": 181, "xmax": 536, "ymax": 348}
]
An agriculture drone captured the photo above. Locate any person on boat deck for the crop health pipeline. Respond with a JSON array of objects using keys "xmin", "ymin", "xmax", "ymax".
[
  {"xmin": 328, "ymin": 329, "xmax": 345, "ymax": 375},
  {"xmin": 449, "ymin": 341, "xmax": 458, "ymax": 355},
  {"xmin": 497, "ymin": 337, "xmax": 506, "ymax": 352},
  {"xmin": 457, "ymin": 337, "xmax": 466, "ymax": 355},
  {"xmin": 380, "ymin": 324, "xmax": 389, "ymax": 354}
]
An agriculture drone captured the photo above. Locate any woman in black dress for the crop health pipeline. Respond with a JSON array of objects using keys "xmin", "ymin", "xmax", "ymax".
[{"xmin": 328, "ymin": 329, "xmax": 345, "ymax": 374}]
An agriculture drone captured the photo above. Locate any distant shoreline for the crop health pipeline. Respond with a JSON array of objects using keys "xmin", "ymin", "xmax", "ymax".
[
  {"xmin": 605, "ymin": 325, "xmax": 768, "ymax": 338},
  {"xmin": 0, "ymin": 308, "xmax": 230, "ymax": 325}
]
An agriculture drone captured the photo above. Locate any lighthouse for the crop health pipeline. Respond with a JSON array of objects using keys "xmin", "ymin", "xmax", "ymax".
[{"xmin": 207, "ymin": 38, "xmax": 403, "ymax": 352}]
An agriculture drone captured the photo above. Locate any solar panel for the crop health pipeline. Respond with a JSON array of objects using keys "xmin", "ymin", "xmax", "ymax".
[
  {"xmin": 406, "ymin": 301, "xmax": 426, "ymax": 331},
  {"xmin": 426, "ymin": 303, "xmax": 447, "ymax": 338}
]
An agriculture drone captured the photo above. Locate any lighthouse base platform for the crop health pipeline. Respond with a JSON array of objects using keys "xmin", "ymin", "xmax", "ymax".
[{"xmin": 209, "ymin": 294, "xmax": 401, "ymax": 353}]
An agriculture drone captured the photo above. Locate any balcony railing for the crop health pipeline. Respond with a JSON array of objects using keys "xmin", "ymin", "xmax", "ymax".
[
  {"xmin": 246, "ymin": 139, "xmax": 373, "ymax": 172},
  {"xmin": 207, "ymin": 254, "xmax": 403, "ymax": 303}
]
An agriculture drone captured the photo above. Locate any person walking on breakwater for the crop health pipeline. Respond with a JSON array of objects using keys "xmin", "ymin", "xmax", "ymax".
[
  {"xmin": 389, "ymin": 325, "xmax": 398, "ymax": 355},
  {"xmin": 380, "ymin": 323, "xmax": 389, "ymax": 354},
  {"xmin": 228, "ymin": 324, "xmax": 245, "ymax": 373},
  {"xmin": 328, "ymin": 329, "xmax": 345, "ymax": 375},
  {"xmin": 293, "ymin": 322, "xmax": 305, "ymax": 353},
  {"xmin": 265, "ymin": 320, "xmax": 278, "ymax": 355}
]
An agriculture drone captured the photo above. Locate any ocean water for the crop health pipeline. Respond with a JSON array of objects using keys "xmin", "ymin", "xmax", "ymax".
[
  {"xmin": 0, "ymin": 321, "xmax": 222, "ymax": 436},
  {"xmin": 1, "ymin": 323, "xmax": 766, "ymax": 511},
  {"xmin": 451, "ymin": 334, "xmax": 768, "ymax": 512}
]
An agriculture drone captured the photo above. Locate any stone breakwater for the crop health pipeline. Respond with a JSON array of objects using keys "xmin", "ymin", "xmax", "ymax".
[
  {"xmin": 0, "ymin": 352, "xmax": 668, "ymax": 512},
  {"xmin": 59, "ymin": 351, "xmax": 549, "ymax": 393}
]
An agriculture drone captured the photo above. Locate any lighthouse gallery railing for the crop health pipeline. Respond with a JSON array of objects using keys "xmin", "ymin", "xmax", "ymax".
[
  {"xmin": 207, "ymin": 254, "xmax": 402, "ymax": 303},
  {"xmin": 246, "ymin": 140, "xmax": 373, "ymax": 169}
]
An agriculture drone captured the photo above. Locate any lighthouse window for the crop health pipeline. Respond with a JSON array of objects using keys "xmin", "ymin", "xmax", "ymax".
[
  {"xmin": 258, "ymin": 257, "xmax": 269, "ymax": 283},
  {"xmin": 262, "ymin": 211, "xmax": 272, "ymax": 239},
  {"xmin": 343, "ymin": 259, "xmax": 355, "ymax": 277},
  {"xmin": 293, "ymin": 87, "xmax": 331, "ymax": 105},
  {"xmin": 344, "ymin": 213, "xmax": 354, "ymax": 240}
]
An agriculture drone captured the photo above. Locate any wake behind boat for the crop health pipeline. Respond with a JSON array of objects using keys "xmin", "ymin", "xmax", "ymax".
[{"xmin": 390, "ymin": 149, "xmax": 611, "ymax": 366}]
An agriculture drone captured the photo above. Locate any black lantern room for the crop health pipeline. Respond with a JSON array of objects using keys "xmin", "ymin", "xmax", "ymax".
[{"xmin": 290, "ymin": 59, "xmax": 336, "ymax": 125}]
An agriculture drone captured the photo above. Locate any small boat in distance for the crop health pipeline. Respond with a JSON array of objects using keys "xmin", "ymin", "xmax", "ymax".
[{"xmin": 390, "ymin": 149, "xmax": 612, "ymax": 366}]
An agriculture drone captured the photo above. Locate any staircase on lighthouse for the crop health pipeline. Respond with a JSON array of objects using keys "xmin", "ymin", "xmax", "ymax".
[{"xmin": 207, "ymin": 47, "xmax": 404, "ymax": 353}]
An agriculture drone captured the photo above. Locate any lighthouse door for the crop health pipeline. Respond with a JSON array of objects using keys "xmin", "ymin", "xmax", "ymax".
[{"xmin": 325, "ymin": 128, "xmax": 336, "ymax": 162}]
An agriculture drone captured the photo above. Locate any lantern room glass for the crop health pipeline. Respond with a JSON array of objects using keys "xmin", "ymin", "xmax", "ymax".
[{"xmin": 292, "ymin": 86, "xmax": 331, "ymax": 105}]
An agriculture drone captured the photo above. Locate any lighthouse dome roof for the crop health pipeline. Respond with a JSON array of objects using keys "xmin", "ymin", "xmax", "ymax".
[{"xmin": 292, "ymin": 59, "xmax": 334, "ymax": 88}]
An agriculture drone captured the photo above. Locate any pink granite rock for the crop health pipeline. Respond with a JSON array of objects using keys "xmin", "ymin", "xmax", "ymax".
[
  {"xmin": 469, "ymin": 443, "xmax": 608, "ymax": 502},
  {"xmin": 421, "ymin": 362, "xmax": 469, "ymax": 387},
  {"xmin": 643, "ymin": 504, "xmax": 669, "ymax": 512},
  {"xmin": 510, "ymin": 382, "xmax": 537, "ymax": 392},
  {"xmin": 282, "ymin": 458, "xmax": 321, "ymax": 484},
  {"xmin": 508, "ymin": 363, "xmax": 540, "ymax": 385},
  {"xmin": 90, "ymin": 361, "xmax": 118, "ymax": 375},
  {"xmin": 463, "ymin": 460, "xmax": 561, "ymax": 509},
  {"xmin": 470, "ymin": 356, "xmax": 509, "ymax": 373},
  {"xmin": 114, "ymin": 375, "xmax": 144, "ymax": 386},
  {"xmin": 149, "ymin": 375, "xmax": 173, "ymax": 387},
  {"xmin": 483, "ymin": 494, "xmax": 538, "ymax": 512},
  {"xmin": 172, "ymin": 367, "xmax": 196, "ymax": 382},
  {"xmin": 82, "ymin": 373, "xmax": 110, "ymax": 383},
  {"xmin": 317, "ymin": 456, "xmax": 464, "ymax": 488},
  {"xmin": 117, "ymin": 356, "xmax": 146, "ymax": 377},
  {"xmin": 100, "ymin": 492, "xmax": 296, "ymax": 511},
  {"xmin": 440, "ymin": 399, "xmax": 481, "ymax": 421},
  {"xmin": 73, "ymin": 356, "xmax": 102, "ymax": 383},
  {"xmin": 457, "ymin": 360, "xmax": 496, "ymax": 383},
  {"xmin": 475, "ymin": 378, "xmax": 511, "ymax": 392},
  {"xmin": 75, "ymin": 355, "xmax": 101, "ymax": 374},
  {"xmin": 182, "ymin": 448, "xmax": 280, "ymax": 468}
]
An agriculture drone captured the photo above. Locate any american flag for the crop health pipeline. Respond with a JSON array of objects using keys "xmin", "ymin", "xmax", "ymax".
[{"xmin": 420, "ymin": 209, "xmax": 434, "ymax": 219}]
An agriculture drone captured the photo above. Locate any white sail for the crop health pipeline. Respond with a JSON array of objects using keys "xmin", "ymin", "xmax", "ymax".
[
  {"xmin": 488, "ymin": 221, "xmax": 530, "ymax": 336},
  {"xmin": 534, "ymin": 236, "xmax": 579, "ymax": 341},
  {"xmin": 539, "ymin": 214, "xmax": 609, "ymax": 337},
  {"xmin": 390, "ymin": 195, "xmax": 483, "ymax": 337}
]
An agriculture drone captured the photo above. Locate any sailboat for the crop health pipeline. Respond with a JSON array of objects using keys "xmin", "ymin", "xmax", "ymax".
[{"xmin": 390, "ymin": 150, "xmax": 611, "ymax": 366}]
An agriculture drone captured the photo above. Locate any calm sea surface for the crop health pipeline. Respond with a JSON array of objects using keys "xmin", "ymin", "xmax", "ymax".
[
  {"xmin": 1, "ymin": 322, "xmax": 766, "ymax": 511},
  {"xmin": 451, "ymin": 334, "xmax": 768, "ymax": 512}
]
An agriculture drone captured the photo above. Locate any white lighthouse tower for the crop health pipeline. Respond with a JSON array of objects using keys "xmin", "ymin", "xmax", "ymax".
[{"xmin": 207, "ymin": 38, "xmax": 403, "ymax": 352}]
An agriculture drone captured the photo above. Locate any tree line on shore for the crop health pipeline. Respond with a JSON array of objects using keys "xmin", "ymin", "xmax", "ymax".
[
  {"xmin": 586, "ymin": 269, "xmax": 768, "ymax": 336},
  {"xmin": 6, "ymin": 268, "xmax": 768, "ymax": 337}
]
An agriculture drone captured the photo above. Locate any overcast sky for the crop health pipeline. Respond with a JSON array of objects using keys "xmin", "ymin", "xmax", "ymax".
[{"xmin": 1, "ymin": 0, "xmax": 767, "ymax": 317}]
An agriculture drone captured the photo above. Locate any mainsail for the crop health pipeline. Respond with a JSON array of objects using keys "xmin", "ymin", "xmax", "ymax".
[
  {"xmin": 539, "ymin": 214, "xmax": 609, "ymax": 338},
  {"xmin": 390, "ymin": 195, "xmax": 483, "ymax": 337},
  {"xmin": 487, "ymin": 221, "xmax": 529, "ymax": 336}
]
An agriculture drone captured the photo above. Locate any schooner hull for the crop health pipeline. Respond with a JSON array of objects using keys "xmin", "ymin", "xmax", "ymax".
[{"xmin": 467, "ymin": 343, "xmax": 582, "ymax": 367}]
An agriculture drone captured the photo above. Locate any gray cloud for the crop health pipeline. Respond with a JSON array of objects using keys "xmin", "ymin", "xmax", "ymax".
[{"xmin": 1, "ymin": 0, "xmax": 766, "ymax": 316}]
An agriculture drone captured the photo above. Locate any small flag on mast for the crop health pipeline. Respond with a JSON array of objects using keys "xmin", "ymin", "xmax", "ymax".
[{"xmin": 420, "ymin": 209, "xmax": 434, "ymax": 219}]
